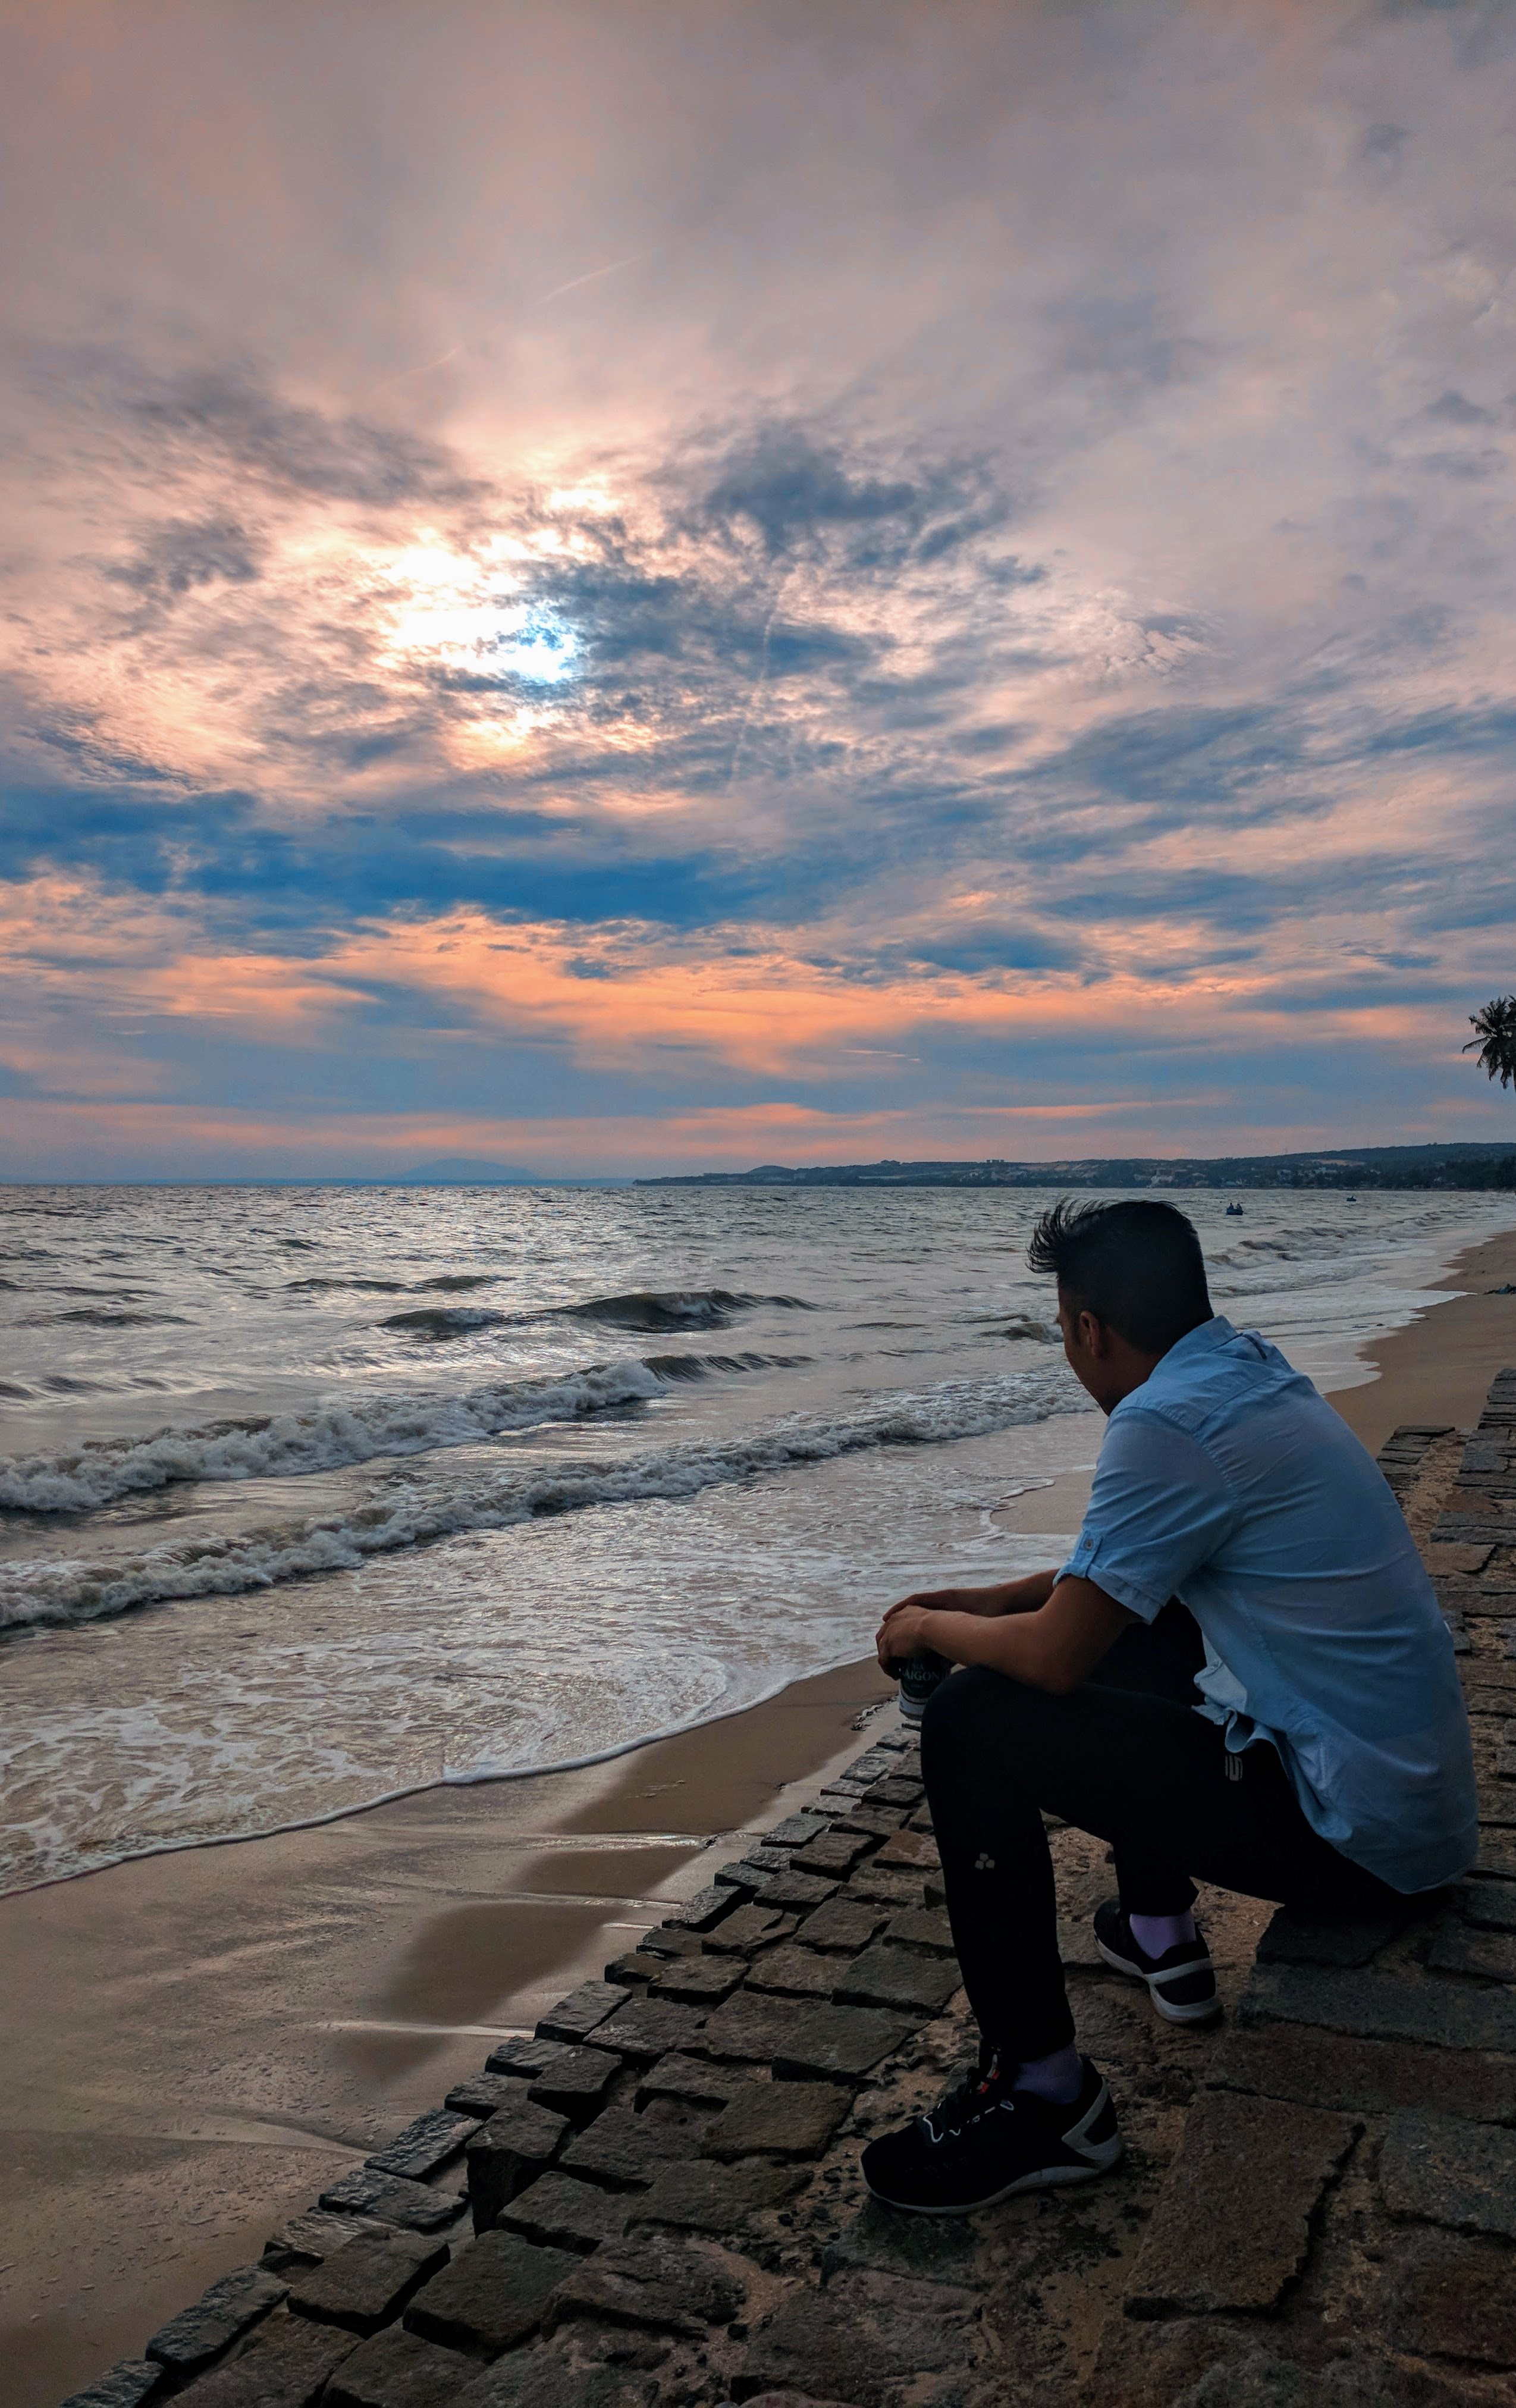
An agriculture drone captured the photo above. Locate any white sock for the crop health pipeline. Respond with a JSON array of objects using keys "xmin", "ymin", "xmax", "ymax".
[
  {"xmin": 1013, "ymin": 2042, "xmax": 1083, "ymax": 2104},
  {"xmin": 1129, "ymin": 1909, "xmax": 1197, "ymax": 1958}
]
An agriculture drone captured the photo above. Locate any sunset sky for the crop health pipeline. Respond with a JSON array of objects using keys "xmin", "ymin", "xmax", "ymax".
[{"xmin": 2, "ymin": 0, "xmax": 1515, "ymax": 1178}]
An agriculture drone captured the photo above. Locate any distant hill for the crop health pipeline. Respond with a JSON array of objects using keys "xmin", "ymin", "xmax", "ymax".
[{"xmin": 637, "ymin": 1142, "xmax": 1516, "ymax": 1193}]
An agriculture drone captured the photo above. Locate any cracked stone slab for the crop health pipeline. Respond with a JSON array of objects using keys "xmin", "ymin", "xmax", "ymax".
[
  {"xmin": 752, "ymin": 1868, "xmax": 841, "ymax": 1912},
  {"xmin": 497, "ymin": 2171, "xmax": 633, "ymax": 2255},
  {"xmin": 693, "ymin": 1990, "xmax": 806, "ymax": 2063},
  {"xmin": 1463, "ymin": 1876, "xmax": 1516, "ymax": 1930},
  {"xmin": 773, "ymin": 2002, "xmax": 914, "ymax": 2083},
  {"xmin": 626, "ymin": 2156, "xmax": 804, "ymax": 2234},
  {"xmin": 767, "ymin": 1812, "xmax": 833, "ymax": 1848},
  {"xmin": 593, "ymin": 1996, "xmax": 707, "ymax": 2064},
  {"xmin": 790, "ymin": 1899, "xmax": 889, "ymax": 1955},
  {"xmin": 147, "ymin": 2265, "xmax": 290, "ymax": 2373},
  {"xmin": 456, "ymin": 2359, "xmax": 656, "ymax": 2408},
  {"xmin": 264, "ymin": 2211, "xmax": 390, "ymax": 2273},
  {"xmin": 404, "ymin": 2231, "xmax": 579, "ymax": 2358},
  {"xmin": 1427, "ymin": 1920, "xmax": 1516, "ymax": 1980},
  {"xmin": 670, "ymin": 1882, "xmax": 743, "ymax": 1932},
  {"xmin": 1239, "ymin": 1964, "xmax": 1516, "ymax": 2052},
  {"xmin": 743, "ymin": 1944, "xmax": 843, "ymax": 1999},
  {"xmin": 634, "ymin": 2051, "xmax": 744, "ymax": 2109},
  {"xmin": 1125, "ymin": 2092, "xmax": 1358, "ymax": 2316},
  {"xmin": 170, "ymin": 2309, "xmax": 357, "ymax": 2406},
  {"xmin": 544, "ymin": 2233, "xmax": 745, "ymax": 2338},
  {"xmin": 846, "ymin": 1866, "xmax": 925, "ymax": 1908},
  {"xmin": 560, "ymin": 2105, "xmax": 710, "ymax": 2189},
  {"xmin": 325, "ymin": 2323, "xmax": 477, "ymax": 2408},
  {"xmin": 833, "ymin": 1942, "xmax": 961, "ymax": 2017},
  {"xmin": 701, "ymin": 1904, "xmax": 799, "ymax": 1955},
  {"xmin": 702, "ymin": 2078, "xmax": 851, "ymax": 2160},
  {"xmin": 1209, "ymin": 2022, "xmax": 1516, "ymax": 2123},
  {"xmin": 1256, "ymin": 1904, "xmax": 1423, "ymax": 1969},
  {"xmin": 645, "ymin": 1955, "xmax": 743, "ymax": 2005},
  {"xmin": 535, "ymin": 1981, "xmax": 625, "ymax": 2045},
  {"xmin": 526, "ymin": 2046, "xmax": 620, "ymax": 2125},
  {"xmin": 287, "ymin": 2229, "xmax": 448, "ymax": 2336},
  {"xmin": 788, "ymin": 1830, "xmax": 874, "ymax": 1879},
  {"xmin": 732, "ymin": 2270, "xmax": 977, "ymax": 2403},
  {"xmin": 368, "ymin": 2109, "xmax": 484, "ymax": 2181},
  {"xmin": 447, "ymin": 2072, "xmax": 538, "ymax": 2119},
  {"xmin": 485, "ymin": 2037, "xmax": 582, "ymax": 2081},
  {"xmin": 1378, "ymin": 2111, "xmax": 1516, "ymax": 2240},
  {"xmin": 872, "ymin": 1829, "xmax": 939, "ymax": 1873},
  {"xmin": 881, "ymin": 1906, "xmax": 955, "ymax": 1954},
  {"xmin": 831, "ymin": 1804, "xmax": 908, "ymax": 1839},
  {"xmin": 1376, "ymin": 2227, "xmax": 1516, "ymax": 2370}
]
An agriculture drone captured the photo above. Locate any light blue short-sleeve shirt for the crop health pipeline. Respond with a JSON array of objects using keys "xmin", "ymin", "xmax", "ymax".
[{"xmin": 1058, "ymin": 1316, "xmax": 1477, "ymax": 1894}]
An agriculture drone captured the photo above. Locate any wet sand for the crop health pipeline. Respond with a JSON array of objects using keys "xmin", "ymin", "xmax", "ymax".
[
  {"xmin": 0, "ymin": 1657, "xmax": 892, "ymax": 2408},
  {"xmin": 5, "ymin": 1217, "xmax": 1514, "ymax": 2407}
]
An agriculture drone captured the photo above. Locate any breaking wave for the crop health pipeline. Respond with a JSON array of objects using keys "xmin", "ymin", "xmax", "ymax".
[
  {"xmin": 0, "ymin": 1365, "xmax": 1085, "ymax": 1632},
  {"xmin": 0, "ymin": 1360, "xmax": 666, "ymax": 1515}
]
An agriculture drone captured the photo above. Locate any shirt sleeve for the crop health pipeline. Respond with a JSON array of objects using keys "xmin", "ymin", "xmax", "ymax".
[{"xmin": 1057, "ymin": 1406, "xmax": 1239, "ymax": 1622}]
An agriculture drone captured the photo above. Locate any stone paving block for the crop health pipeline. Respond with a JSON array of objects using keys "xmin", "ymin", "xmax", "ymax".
[
  {"xmin": 466, "ymin": 2099, "xmax": 570, "ymax": 2231},
  {"xmin": 264, "ymin": 2210, "xmax": 390, "ymax": 2272},
  {"xmin": 404, "ymin": 2231, "xmax": 579, "ymax": 2359},
  {"xmin": 1464, "ymin": 1874, "xmax": 1516, "ymax": 1929},
  {"xmin": 1057, "ymin": 1915, "xmax": 1106, "ymax": 1973},
  {"xmin": 882, "ymin": 1905, "xmax": 955, "ymax": 1954},
  {"xmin": 627, "ymin": 2157, "xmax": 803, "ymax": 2234},
  {"xmin": 702, "ymin": 2078, "xmax": 850, "ymax": 2161},
  {"xmin": 847, "ymin": 1866, "xmax": 925, "ymax": 1908},
  {"xmin": 1378, "ymin": 2110, "xmax": 1516, "ymax": 2240},
  {"xmin": 772, "ymin": 2002, "xmax": 914, "ymax": 2083},
  {"xmin": 602, "ymin": 1951, "xmax": 660, "ymax": 1987},
  {"xmin": 788, "ymin": 1830, "xmax": 872, "ymax": 1879},
  {"xmin": 484, "ymin": 2036, "xmax": 577, "ymax": 2080},
  {"xmin": 861, "ymin": 1774, "xmax": 924, "ymax": 1809},
  {"xmin": 287, "ymin": 2229, "xmax": 448, "ymax": 2335},
  {"xmin": 497, "ymin": 2171, "xmax": 633, "ymax": 2254},
  {"xmin": 1256, "ymin": 1902, "xmax": 1422, "ymax": 1968},
  {"xmin": 368, "ymin": 2108, "xmax": 483, "ymax": 2181},
  {"xmin": 147, "ymin": 2265, "xmax": 290, "ymax": 2373},
  {"xmin": 633, "ymin": 1923, "xmax": 705, "ymax": 1956},
  {"xmin": 693, "ymin": 1990, "xmax": 806, "ymax": 2063},
  {"xmin": 325, "ymin": 2322, "xmax": 476, "ymax": 2408},
  {"xmin": 544, "ymin": 2233, "xmax": 745, "ymax": 2338},
  {"xmin": 594, "ymin": 1995, "xmax": 706, "ymax": 2063},
  {"xmin": 456, "ymin": 2358, "xmax": 656, "ymax": 2408},
  {"xmin": 560, "ymin": 2104, "xmax": 708, "ymax": 2189},
  {"xmin": 872, "ymin": 1829, "xmax": 939, "ymax": 1873},
  {"xmin": 701, "ymin": 1903, "xmax": 799, "ymax": 1955},
  {"xmin": 712, "ymin": 1860, "xmax": 770, "ymax": 1896},
  {"xmin": 645, "ymin": 1954, "xmax": 743, "ymax": 2004},
  {"xmin": 831, "ymin": 1803, "xmax": 907, "ymax": 1838},
  {"xmin": 1240, "ymin": 1962, "xmax": 1516, "ymax": 2052},
  {"xmin": 752, "ymin": 1868, "xmax": 840, "ymax": 1912},
  {"xmin": 732, "ymin": 2269, "xmax": 975, "ymax": 2403},
  {"xmin": 634, "ymin": 2050, "xmax": 743, "ymax": 2109},
  {"xmin": 1479, "ymin": 1830, "xmax": 1516, "ymax": 1877},
  {"xmin": 1209, "ymin": 2020, "xmax": 1516, "ymax": 2122},
  {"xmin": 767, "ymin": 1812, "xmax": 833, "ymax": 1848},
  {"xmin": 744, "ymin": 1943, "xmax": 841, "ymax": 1999},
  {"xmin": 172, "ymin": 2310, "xmax": 357, "ymax": 2407},
  {"xmin": 791, "ymin": 1898, "xmax": 888, "ymax": 1955},
  {"xmin": 833, "ymin": 1942, "xmax": 961, "ymax": 2017},
  {"xmin": 671, "ymin": 1882, "xmax": 742, "ymax": 1931},
  {"xmin": 1125, "ymin": 2092, "xmax": 1357, "ymax": 2316},
  {"xmin": 820, "ymin": 2199, "xmax": 981, "ymax": 2287},
  {"xmin": 58, "ymin": 2363, "xmax": 162, "ymax": 2408},
  {"xmin": 535, "ymin": 1980, "xmax": 624, "ymax": 2045},
  {"xmin": 1427, "ymin": 1920, "xmax": 1516, "ymax": 1979},
  {"xmin": 526, "ymin": 2045, "xmax": 620, "ymax": 2125},
  {"xmin": 446, "ymin": 2072, "xmax": 533, "ymax": 2118},
  {"xmin": 1379, "ymin": 2227, "xmax": 1516, "ymax": 2369}
]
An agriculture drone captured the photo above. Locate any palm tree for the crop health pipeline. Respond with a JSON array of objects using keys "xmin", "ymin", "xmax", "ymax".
[{"xmin": 1464, "ymin": 996, "xmax": 1516, "ymax": 1095}]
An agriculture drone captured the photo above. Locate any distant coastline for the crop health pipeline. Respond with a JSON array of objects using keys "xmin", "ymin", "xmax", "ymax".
[{"xmin": 636, "ymin": 1141, "xmax": 1516, "ymax": 1192}]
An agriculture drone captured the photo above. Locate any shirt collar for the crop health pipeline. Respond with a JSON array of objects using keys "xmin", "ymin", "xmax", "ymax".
[{"xmin": 1153, "ymin": 1313, "xmax": 1236, "ymax": 1375}]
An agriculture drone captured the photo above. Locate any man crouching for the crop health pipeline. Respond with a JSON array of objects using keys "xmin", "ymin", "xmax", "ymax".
[{"xmin": 862, "ymin": 1196, "xmax": 1476, "ymax": 2215}]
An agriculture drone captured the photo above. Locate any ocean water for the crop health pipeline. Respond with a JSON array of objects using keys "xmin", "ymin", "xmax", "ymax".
[{"xmin": 2, "ymin": 1180, "xmax": 1512, "ymax": 1893}]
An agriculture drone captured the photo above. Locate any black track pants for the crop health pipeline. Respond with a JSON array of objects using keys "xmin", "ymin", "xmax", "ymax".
[{"xmin": 919, "ymin": 1606, "xmax": 1404, "ymax": 2065}]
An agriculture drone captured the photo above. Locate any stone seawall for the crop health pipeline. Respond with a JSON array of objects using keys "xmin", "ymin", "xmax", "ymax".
[{"xmin": 63, "ymin": 1372, "xmax": 1516, "ymax": 2408}]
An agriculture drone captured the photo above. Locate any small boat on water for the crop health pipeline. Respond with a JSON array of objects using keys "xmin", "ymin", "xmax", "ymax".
[{"xmin": 1225, "ymin": 1202, "xmax": 1244, "ymax": 1216}]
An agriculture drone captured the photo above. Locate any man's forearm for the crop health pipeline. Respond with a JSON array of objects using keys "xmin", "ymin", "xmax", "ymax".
[
  {"xmin": 909, "ymin": 1577, "xmax": 1134, "ymax": 1694},
  {"xmin": 949, "ymin": 1568, "xmax": 1060, "ymax": 1617}
]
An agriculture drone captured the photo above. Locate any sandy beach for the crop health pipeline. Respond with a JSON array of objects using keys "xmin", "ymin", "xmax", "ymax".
[{"xmin": 4, "ymin": 1218, "xmax": 1515, "ymax": 2408}]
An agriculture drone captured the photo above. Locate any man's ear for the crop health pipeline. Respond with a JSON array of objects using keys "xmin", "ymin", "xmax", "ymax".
[{"xmin": 1076, "ymin": 1309, "xmax": 1110, "ymax": 1359}]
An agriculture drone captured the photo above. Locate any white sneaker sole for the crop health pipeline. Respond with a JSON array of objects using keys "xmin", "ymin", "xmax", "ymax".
[
  {"xmin": 863, "ymin": 2134, "xmax": 1125, "ymax": 2216},
  {"xmin": 1096, "ymin": 1937, "xmax": 1221, "ymax": 2024}
]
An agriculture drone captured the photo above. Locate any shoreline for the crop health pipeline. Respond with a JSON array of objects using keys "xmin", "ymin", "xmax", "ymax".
[{"xmin": 5, "ymin": 1215, "xmax": 1515, "ymax": 2406}]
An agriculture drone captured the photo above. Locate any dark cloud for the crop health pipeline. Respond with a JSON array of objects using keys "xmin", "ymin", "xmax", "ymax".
[
  {"xmin": 108, "ymin": 516, "xmax": 264, "ymax": 601},
  {"xmin": 124, "ymin": 367, "xmax": 485, "ymax": 508}
]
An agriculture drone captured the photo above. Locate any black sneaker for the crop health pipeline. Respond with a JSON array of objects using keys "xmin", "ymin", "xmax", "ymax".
[
  {"xmin": 859, "ymin": 2053, "xmax": 1122, "ymax": 2215},
  {"xmin": 1093, "ymin": 1900, "xmax": 1219, "ymax": 2024}
]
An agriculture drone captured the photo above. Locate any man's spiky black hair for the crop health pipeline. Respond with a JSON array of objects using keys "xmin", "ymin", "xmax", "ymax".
[{"xmin": 1027, "ymin": 1196, "xmax": 1212, "ymax": 1357}]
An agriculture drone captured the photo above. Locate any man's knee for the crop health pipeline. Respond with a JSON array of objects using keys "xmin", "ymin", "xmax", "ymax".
[{"xmin": 921, "ymin": 1661, "xmax": 1043, "ymax": 1779}]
